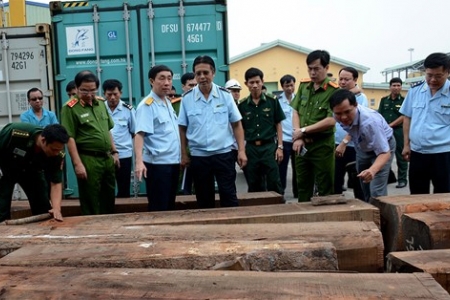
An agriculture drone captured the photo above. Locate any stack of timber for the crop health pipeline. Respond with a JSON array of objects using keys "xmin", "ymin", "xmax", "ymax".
[
  {"xmin": 1, "ymin": 267, "xmax": 449, "ymax": 299},
  {"xmin": 10, "ymin": 191, "xmax": 283, "ymax": 219},
  {"xmin": 3, "ymin": 195, "xmax": 449, "ymax": 298},
  {"xmin": 387, "ymin": 249, "xmax": 450, "ymax": 294},
  {"xmin": 370, "ymin": 193, "xmax": 450, "ymax": 254}
]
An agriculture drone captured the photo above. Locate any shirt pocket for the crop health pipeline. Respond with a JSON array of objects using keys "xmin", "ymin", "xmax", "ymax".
[
  {"xmin": 156, "ymin": 116, "xmax": 170, "ymax": 133},
  {"xmin": 432, "ymin": 100, "xmax": 450, "ymax": 124},
  {"xmin": 213, "ymin": 106, "xmax": 228, "ymax": 125},
  {"xmin": 187, "ymin": 109, "xmax": 204, "ymax": 127}
]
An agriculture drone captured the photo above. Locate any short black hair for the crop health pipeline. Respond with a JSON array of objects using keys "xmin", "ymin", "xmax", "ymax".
[
  {"xmin": 424, "ymin": 53, "xmax": 450, "ymax": 71},
  {"xmin": 181, "ymin": 72, "xmax": 195, "ymax": 85},
  {"xmin": 27, "ymin": 87, "xmax": 43, "ymax": 100},
  {"xmin": 389, "ymin": 77, "xmax": 403, "ymax": 86},
  {"xmin": 65, "ymin": 81, "xmax": 76, "ymax": 92},
  {"xmin": 102, "ymin": 79, "xmax": 123, "ymax": 92},
  {"xmin": 74, "ymin": 70, "xmax": 99, "ymax": 88},
  {"xmin": 329, "ymin": 89, "xmax": 356, "ymax": 110},
  {"xmin": 244, "ymin": 67, "xmax": 264, "ymax": 81},
  {"xmin": 307, "ymin": 50, "xmax": 330, "ymax": 67},
  {"xmin": 148, "ymin": 65, "xmax": 173, "ymax": 80},
  {"xmin": 280, "ymin": 74, "xmax": 296, "ymax": 85},
  {"xmin": 41, "ymin": 124, "xmax": 70, "ymax": 144},
  {"xmin": 193, "ymin": 55, "xmax": 215, "ymax": 72},
  {"xmin": 339, "ymin": 67, "xmax": 359, "ymax": 80}
]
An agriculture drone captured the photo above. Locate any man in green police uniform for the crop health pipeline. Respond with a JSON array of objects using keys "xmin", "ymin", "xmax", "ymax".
[
  {"xmin": 0, "ymin": 123, "xmax": 69, "ymax": 222},
  {"xmin": 378, "ymin": 77, "xmax": 408, "ymax": 188},
  {"xmin": 61, "ymin": 71, "xmax": 119, "ymax": 215},
  {"xmin": 291, "ymin": 50, "xmax": 339, "ymax": 202},
  {"xmin": 239, "ymin": 67, "xmax": 285, "ymax": 194}
]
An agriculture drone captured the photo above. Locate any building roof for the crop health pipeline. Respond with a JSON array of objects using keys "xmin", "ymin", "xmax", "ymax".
[
  {"xmin": 230, "ymin": 39, "xmax": 370, "ymax": 73},
  {"xmin": 2, "ymin": 1, "xmax": 49, "ymax": 8}
]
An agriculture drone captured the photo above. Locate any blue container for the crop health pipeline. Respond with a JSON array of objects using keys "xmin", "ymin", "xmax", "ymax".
[{"xmin": 50, "ymin": 0, "xmax": 229, "ymax": 197}]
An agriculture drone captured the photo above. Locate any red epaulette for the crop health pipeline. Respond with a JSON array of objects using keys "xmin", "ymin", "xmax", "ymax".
[{"xmin": 66, "ymin": 98, "xmax": 78, "ymax": 108}]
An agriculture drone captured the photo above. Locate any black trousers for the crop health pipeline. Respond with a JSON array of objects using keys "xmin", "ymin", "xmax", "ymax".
[
  {"xmin": 144, "ymin": 163, "xmax": 180, "ymax": 211},
  {"xmin": 278, "ymin": 141, "xmax": 297, "ymax": 197},
  {"xmin": 191, "ymin": 151, "xmax": 238, "ymax": 208},
  {"xmin": 409, "ymin": 150, "xmax": 450, "ymax": 194},
  {"xmin": 334, "ymin": 145, "xmax": 356, "ymax": 194},
  {"xmin": 115, "ymin": 157, "xmax": 132, "ymax": 198}
]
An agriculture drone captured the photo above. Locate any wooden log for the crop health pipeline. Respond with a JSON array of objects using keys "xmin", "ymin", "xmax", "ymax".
[
  {"xmin": 10, "ymin": 191, "xmax": 283, "ymax": 219},
  {"xmin": 387, "ymin": 249, "xmax": 450, "ymax": 294},
  {"xmin": 402, "ymin": 210, "xmax": 450, "ymax": 251},
  {"xmin": 0, "ymin": 221, "xmax": 384, "ymax": 272},
  {"xmin": 10, "ymin": 199, "xmax": 380, "ymax": 227},
  {"xmin": 1, "ymin": 267, "xmax": 448, "ymax": 299},
  {"xmin": 370, "ymin": 193, "xmax": 450, "ymax": 254},
  {"xmin": 0, "ymin": 241, "xmax": 338, "ymax": 271},
  {"xmin": 311, "ymin": 194, "xmax": 347, "ymax": 206}
]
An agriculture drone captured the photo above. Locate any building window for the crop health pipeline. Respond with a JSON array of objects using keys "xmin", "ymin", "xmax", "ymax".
[{"xmin": 370, "ymin": 99, "xmax": 375, "ymax": 107}]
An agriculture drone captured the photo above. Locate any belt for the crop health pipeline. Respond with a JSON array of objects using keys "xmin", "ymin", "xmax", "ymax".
[
  {"xmin": 78, "ymin": 149, "xmax": 110, "ymax": 158},
  {"xmin": 247, "ymin": 139, "xmax": 274, "ymax": 146}
]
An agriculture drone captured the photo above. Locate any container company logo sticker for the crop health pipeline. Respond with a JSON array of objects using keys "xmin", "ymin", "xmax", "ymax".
[{"xmin": 66, "ymin": 26, "xmax": 95, "ymax": 56}]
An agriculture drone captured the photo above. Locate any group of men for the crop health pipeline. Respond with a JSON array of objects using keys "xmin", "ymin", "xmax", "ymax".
[{"xmin": 0, "ymin": 51, "xmax": 449, "ymax": 223}]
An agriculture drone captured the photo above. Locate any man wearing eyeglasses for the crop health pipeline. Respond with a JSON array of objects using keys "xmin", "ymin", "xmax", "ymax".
[
  {"xmin": 61, "ymin": 70, "xmax": 119, "ymax": 215},
  {"xmin": 20, "ymin": 88, "xmax": 58, "ymax": 127},
  {"xmin": 400, "ymin": 52, "xmax": 450, "ymax": 194}
]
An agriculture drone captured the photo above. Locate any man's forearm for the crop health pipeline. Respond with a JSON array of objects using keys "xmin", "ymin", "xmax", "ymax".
[
  {"xmin": 50, "ymin": 182, "xmax": 63, "ymax": 211},
  {"xmin": 67, "ymin": 138, "xmax": 82, "ymax": 166}
]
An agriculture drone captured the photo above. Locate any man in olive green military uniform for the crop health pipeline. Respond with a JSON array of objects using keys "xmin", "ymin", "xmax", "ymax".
[
  {"xmin": 291, "ymin": 50, "xmax": 339, "ymax": 202},
  {"xmin": 239, "ymin": 67, "xmax": 285, "ymax": 194},
  {"xmin": 378, "ymin": 77, "xmax": 408, "ymax": 188},
  {"xmin": 0, "ymin": 123, "xmax": 69, "ymax": 222},
  {"xmin": 61, "ymin": 71, "xmax": 119, "ymax": 215}
]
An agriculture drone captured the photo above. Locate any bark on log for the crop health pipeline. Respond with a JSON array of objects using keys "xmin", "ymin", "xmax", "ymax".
[
  {"xmin": 311, "ymin": 194, "xmax": 347, "ymax": 206},
  {"xmin": 0, "ymin": 241, "xmax": 338, "ymax": 271}
]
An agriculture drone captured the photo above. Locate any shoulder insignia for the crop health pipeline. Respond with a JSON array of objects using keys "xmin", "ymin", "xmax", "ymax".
[
  {"xmin": 300, "ymin": 78, "xmax": 312, "ymax": 83},
  {"xmin": 182, "ymin": 89, "xmax": 194, "ymax": 97},
  {"xmin": 95, "ymin": 96, "xmax": 105, "ymax": 101},
  {"xmin": 122, "ymin": 102, "xmax": 133, "ymax": 110},
  {"xmin": 11, "ymin": 129, "xmax": 30, "ymax": 138},
  {"xmin": 171, "ymin": 97, "xmax": 182, "ymax": 104},
  {"xmin": 410, "ymin": 80, "xmax": 425, "ymax": 88},
  {"xmin": 219, "ymin": 86, "xmax": 230, "ymax": 93},
  {"xmin": 328, "ymin": 81, "xmax": 339, "ymax": 88},
  {"xmin": 145, "ymin": 97, "xmax": 154, "ymax": 106},
  {"xmin": 66, "ymin": 98, "xmax": 78, "ymax": 108}
]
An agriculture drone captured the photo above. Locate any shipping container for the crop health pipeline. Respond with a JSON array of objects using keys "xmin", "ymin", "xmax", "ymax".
[
  {"xmin": 0, "ymin": 24, "xmax": 54, "ymax": 128},
  {"xmin": 50, "ymin": 0, "xmax": 229, "ymax": 198}
]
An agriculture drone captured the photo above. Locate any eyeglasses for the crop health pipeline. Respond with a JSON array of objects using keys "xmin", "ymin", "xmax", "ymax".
[
  {"xmin": 30, "ymin": 97, "xmax": 43, "ymax": 101},
  {"xmin": 79, "ymin": 89, "xmax": 98, "ymax": 95}
]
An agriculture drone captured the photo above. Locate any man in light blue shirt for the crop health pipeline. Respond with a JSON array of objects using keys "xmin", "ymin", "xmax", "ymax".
[
  {"xmin": 331, "ymin": 89, "xmax": 394, "ymax": 202},
  {"xmin": 134, "ymin": 65, "xmax": 181, "ymax": 211},
  {"xmin": 400, "ymin": 52, "xmax": 450, "ymax": 194},
  {"xmin": 277, "ymin": 74, "xmax": 297, "ymax": 198},
  {"xmin": 20, "ymin": 88, "xmax": 58, "ymax": 127},
  {"xmin": 334, "ymin": 67, "xmax": 368, "ymax": 199},
  {"xmin": 178, "ymin": 55, "xmax": 247, "ymax": 208},
  {"xmin": 103, "ymin": 79, "xmax": 136, "ymax": 198}
]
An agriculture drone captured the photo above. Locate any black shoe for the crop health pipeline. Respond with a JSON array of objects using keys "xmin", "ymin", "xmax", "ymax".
[{"xmin": 395, "ymin": 182, "xmax": 407, "ymax": 188}]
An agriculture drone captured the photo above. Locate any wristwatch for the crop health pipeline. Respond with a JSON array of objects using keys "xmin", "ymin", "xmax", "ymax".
[
  {"xmin": 301, "ymin": 127, "xmax": 306, "ymax": 134},
  {"xmin": 342, "ymin": 138, "xmax": 349, "ymax": 145},
  {"xmin": 278, "ymin": 145, "xmax": 284, "ymax": 150}
]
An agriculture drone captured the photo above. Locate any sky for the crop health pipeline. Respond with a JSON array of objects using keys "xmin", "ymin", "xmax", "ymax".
[
  {"xmin": 226, "ymin": 0, "xmax": 449, "ymax": 83},
  {"xmin": 24, "ymin": 0, "xmax": 450, "ymax": 83}
]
